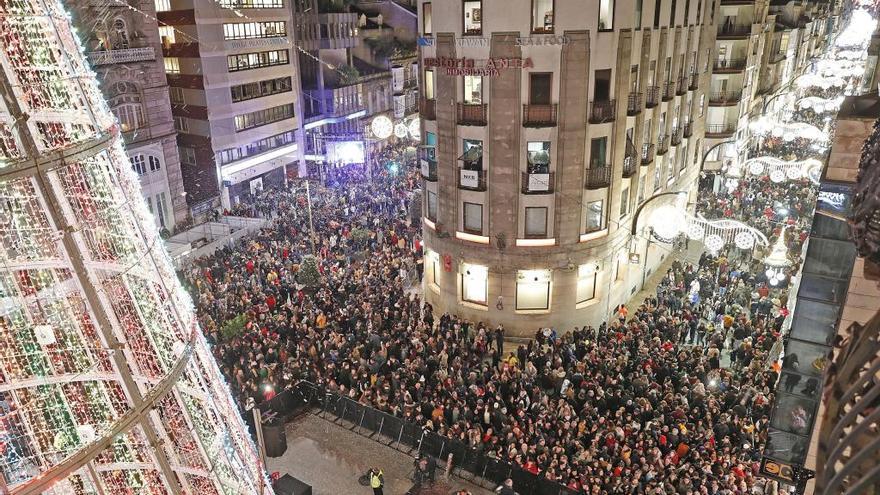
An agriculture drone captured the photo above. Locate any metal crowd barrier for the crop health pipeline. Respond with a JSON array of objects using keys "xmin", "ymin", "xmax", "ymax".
[{"xmin": 253, "ymin": 381, "xmax": 577, "ymax": 495}]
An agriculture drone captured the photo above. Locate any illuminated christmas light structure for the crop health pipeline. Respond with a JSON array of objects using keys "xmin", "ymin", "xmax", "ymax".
[{"xmin": 0, "ymin": 0, "xmax": 269, "ymax": 494}]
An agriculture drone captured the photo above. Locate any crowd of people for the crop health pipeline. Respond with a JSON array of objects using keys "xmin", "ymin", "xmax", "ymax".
[{"xmin": 174, "ymin": 136, "xmax": 816, "ymax": 494}]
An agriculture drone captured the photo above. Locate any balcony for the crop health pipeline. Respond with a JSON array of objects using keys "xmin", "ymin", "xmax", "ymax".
[
  {"xmin": 709, "ymin": 90, "xmax": 743, "ymax": 106},
  {"xmin": 522, "ymin": 104, "xmax": 558, "ymax": 127},
  {"xmin": 689, "ymin": 72, "xmax": 699, "ymax": 91},
  {"xmin": 627, "ymin": 93, "xmax": 642, "ymax": 116},
  {"xmin": 705, "ymin": 123, "xmax": 737, "ymax": 138},
  {"xmin": 458, "ymin": 168, "xmax": 487, "ymax": 191},
  {"xmin": 770, "ymin": 52, "xmax": 786, "ymax": 64},
  {"xmin": 683, "ymin": 121, "xmax": 692, "ymax": 137},
  {"xmin": 676, "ymin": 77, "xmax": 688, "ymax": 95},
  {"xmin": 713, "ymin": 58, "xmax": 747, "ymax": 73},
  {"xmin": 622, "ymin": 152, "xmax": 638, "ymax": 178},
  {"xmin": 717, "ymin": 23, "xmax": 751, "ymax": 39},
  {"xmin": 662, "ymin": 83, "xmax": 675, "ymax": 101},
  {"xmin": 657, "ymin": 136, "xmax": 669, "ymax": 155},
  {"xmin": 421, "ymin": 99, "xmax": 436, "ymax": 120},
  {"xmin": 671, "ymin": 126, "xmax": 682, "ymax": 146},
  {"xmin": 646, "ymin": 86, "xmax": 660, "ymax": 107},
  {"xmin": 584, "ymin": 166, "xmax": 611, "ymax": 189},
  {"xmin": 302, "ymin": 85, "xmax": 364, "ymax": 119},
  {"xmin": 457, "ymin": 103, "xmax": 487, "ymax": 126},
  {"xmin": 589, "ymin": 99, "xmax": 616, "ymax": 124},
  {"xmin": 521, "ymin": 172, "xmax": 555, "ymax": 194},
  {"xmin": 641, "ymin": 143, "xmax": 655, "ymax": 165},
  {"xmin": 420, "ymin": 157, "xmax": 438, "ymax": 181},
  {"xmin": 87, "ymin": 47, "xmax": 155, "ymax": 66}
]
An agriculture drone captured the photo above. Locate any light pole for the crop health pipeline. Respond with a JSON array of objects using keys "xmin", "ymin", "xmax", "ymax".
[
  {"xmin": 629, "ymin": 191, "xmax": 688, "ymax": 288},
  {"xmin": 699, "ymin": 139, "xmax": 737, "ymax": 172}
]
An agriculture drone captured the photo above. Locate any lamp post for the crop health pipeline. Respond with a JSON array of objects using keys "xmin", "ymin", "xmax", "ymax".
[
  {"xmin": 629, "ymin": 191, "xmax": 689, "ymax": 288},
  {"xmin": 699, "ymin": 139, "xmax": 737, "ymax": 172}
]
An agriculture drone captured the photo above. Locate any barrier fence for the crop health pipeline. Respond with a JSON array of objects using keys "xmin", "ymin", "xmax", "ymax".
[{"xmin": 250, "ymin": 382, "xmax": 576, "ymax": 495}]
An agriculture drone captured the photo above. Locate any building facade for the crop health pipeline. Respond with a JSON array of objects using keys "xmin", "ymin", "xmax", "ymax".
[
  {"xmin": 0, "ymin": 0, "xmax": 269, "ymax": 492},
  {"xmin": 71, "ymin": 0, "xmax": 188, "ymax": 231},
  {"xmin": 158, "ymin": 0, "xmax": 304, "ymax": 211},
  {"xmin": 418, "ymin": 0, "xmax": 713, "ymax": 335}
]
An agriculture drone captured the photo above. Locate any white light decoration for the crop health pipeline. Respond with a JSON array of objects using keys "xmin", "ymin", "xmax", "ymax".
[
  {"xmin": 741, "ymin": 157, "xmax": 824, "ymax": 184},
  {"xmin": 770, "ymin": 169, "xmax": 787, "ymax": 183},
  {"xmin": 749, "ymin": 161, "xmax": 765, "ymax": 175},
  {"xmin": 371, "ymin": 115, "xmax": 394, "ymax": 139},
  {"xmin": 735, "ymin": 231, "xmax": 756, "ymax": 250},
  {"xmin": 649, "ymin": 204, "xmax": 686, "ymax": 240},
  {"xmin": 394, "ymin": 122, "xmax": 409, "ymax": 138},
  {"xmin": 786, "ymin": 167, "xmax": 803, "ymax": 180},
  {"xmin": 0, "ymin": 1, "xmax": 270, "ymax": 493},
  {"xmin": 408, "ymin": 117, "xmax": 421, "ymax": 140},
  {"xmin": 687, "ymin": 224, "xmax": 706, "ymax": 240},
  {"xmin": 705, "ymin": 234, "xmax": 725, "ymax": 253}
]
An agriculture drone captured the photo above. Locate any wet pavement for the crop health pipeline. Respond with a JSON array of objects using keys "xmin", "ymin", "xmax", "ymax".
[{"xmin": 267, "ymin": 414, "xmax": 494, "ymax": 495}]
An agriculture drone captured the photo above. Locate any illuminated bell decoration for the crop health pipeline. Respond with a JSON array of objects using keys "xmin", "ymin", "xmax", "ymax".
[
  {"xmin": 687, "ymin": 224, "xmax": 706, "ymax": 240},
  {"xmin": 394, "ymin": 122, "xmax": 409, "ymax": 139},
  {"xmin": 371, "ymin": 115, "xmax": 394, "ymax": 139},
  {"xmin": 770, "ymin": 169, "xmax": 787, "ymax": 183},
  {"xmin": 705, "ymin": 234, "xmax": 724, "ymax": 253},
  {"xmin": 408, "ymin": 118, "xmax": 421, "ymax": 140},
  {"xmin": 734, "ymin": 231, "xmax": 755, "ymax": 250}
]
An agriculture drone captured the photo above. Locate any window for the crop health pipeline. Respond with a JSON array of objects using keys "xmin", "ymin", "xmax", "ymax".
[
  {"xmin": 227, "ymin": 49, "xmax": 289, "ymax": 72},
  {"xmin": 222, "ymin": 22, "xmax": 286, "ymax": 40},
  {"xmin": 516, "ymin": 270, "xmax": 551, "ymax": 310},
  {"xmin": 637, "ymin": 175, "xmax": 646, "ymax": 204},
  {"xmin": 696, "ymin": 0, "xmax": 702, "ymax": 23},
  {"xmin": 654, "ymin": 159, "xmax": 662, "ymax": 191},
  {"xmin": 529, "ymin": 73, "xmax": 552, "ymax": 105},
  {"xmin": 684, "ymin": 0, "xmax": 689, "ymax": 23},
  {"xmin": 653, "ymin": 0, "xmax": 661, "ymax": 28},
  {"xmin": 525, "ymin": 207, "xmax": 548, "ymax": 238},
  {"xmin": 179, "ymin": 146, "xmax": 196, "ymax": 165},
  {"xmin": 217, "ymin": 130, "xmax": 297, "ymax": 165},
  {"xmin": 699, "ymin": 94, "xmax": 705, "ymax": 116},
  {"xmin": 424, "ymin": 70, "xmax": 435, "ymax": 99},
  {"xmin": 169, "ymin": 87, "xmax": 185, "ymax": 104},
  {"xmin": 577, "ymin": 264, "xmax": 598, "ymax": 303},
  {"xmin": 426, "ymin": 250, "xmax": 440, "ymax": 289},
  {"xmin": 233, "ymin": 103, "xmax": 295, "ymax": 131},
  {"xmin": 114, "ymin": 103, "xmax": 144, "ymax": 131},
  {"xmin": 462, "ymin": 263, "xmax": 488, "ymax": 305},
  {"xmin": 615, "ymin": 256, "xmax": 625, "ymax": 281},
  {"xmin": 463, "ymin": 202, "xmax": 483, "ymax": 234},
  {"xmin": 463, "ymin": 1, "xmax": 482, "ymax": 35},
  {"xmin": 635, "ymin": 0, "xmax": 643, "ymax": 28},
  {"xmin": 130, "ymin": 155, "xmax": 147, "ymax": 176},
  {"xmin": 586, "ymin": 200, "xmax": 604, "ymax": 232},
  {"xmin": 423, "ymin": 2, "xmax": 433, "ymax": 35},
  {"xmin": 594, "ymin": 69, "xmax": 611, "ymax": 100},
  {"xmin": 173, "ymin": 116, "xmax": 188, "ymax": 132},
  {"xmin": 463, "ymin": 76, "xmax": 482, "ymax": 104},
  {"xmin": 155, "ymin": 0, "xmax": 170, "ymax": 11},
  {"xmin": 670, "ymin": 0, "xmax": 676, "ymax": 25},
  {"xmin": 164, "ymin": 57, "xmax": 180, "ymax": 74},
  {"xmin": 532, "ymin": 0, "xmax": 554, "ymax": 33},
  {"xmin": 462, "ymin": 139, "xmax": 483, "ymax": 170},
  {"xmin": 599, "ymin": 0, "xmax": 614, "ymax": 30},
  {"xmin": 219, "ymin": 0, "xmax": 283, "ymax": 8},
  {"xmin": 159, "ymin": 26, "xmax": 175, "ymax": 45},
  {"xmin": 590, "ymin": 137, "xmax": 607, "ymax": 168},
  {"xmin": 231, "ymin": 76, "xmax": 292, "ymax": 102},
  {"xmin": 426, "ymin": 190, "xmax": 438, "ymax": 220},
  {"xmin": 148, "ymin": 155, "xmax": 161, "ymax": 172},
  {"xmin": 527, "ymin": 142, "xmax": 550, "ymax": 173},
  {"xmin": 155, "ymin": 192, "xmax": 168, "ymax": 227},
  {"xmin": 620, "ymin": 186, "xmax": 630, "ymax": 218},
  {"xmin": 112, "ymin": 19, "xmax": 130, "ymax": 49}
]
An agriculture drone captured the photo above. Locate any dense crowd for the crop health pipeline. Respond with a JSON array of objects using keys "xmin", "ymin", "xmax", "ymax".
[{"xmin": 177, "ymin": 141, "xmax": 812, "ymax": 494}]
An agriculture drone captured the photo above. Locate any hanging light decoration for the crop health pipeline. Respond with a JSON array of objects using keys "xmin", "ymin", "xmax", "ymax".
[
  {"xmin": 687, "ymin": 223, "xmax": 706, "ymax": 240},
  {"xmin": 735, "ymin": 231, "xmax": 756, "ymax": 250},
  {"xmin": 371, "ymin": 115, "xmax": 394, "ymax": 139},
  {"xmin": 394, "ymin": 122, "xmax": 409, "ymax": 139},
  {"xmin": 770, "ymin": 169, "xmax": 787, "ymax": 183},
  {"xmin": 764, "ymin": 226, "xmax": 793, "ymax": 286},
  {"xmin": 408, "ymin": 118, "xmax": 421, "ymax": 140},
  {"xmin": 705, "ymin": 234, "xmax": 725, "ymax": 253}
]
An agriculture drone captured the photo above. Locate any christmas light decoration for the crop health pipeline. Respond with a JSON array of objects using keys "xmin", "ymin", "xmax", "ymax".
[
  {"xmin": 394, "ymin": 122, "xmax": 409, "ymax": 139},
  {"xmin": 705, "ymin": 234, "xmax": 724, "ymax": 253},
  {"xmin": 371, "ymin": 116, "xmax": 393, "ymax": 139},
  {"xmin": 408, "ymin": 118, "xmax": 421, "ymax": 140},
  {"xmin": 0, "ymin": 0, "xmax": 270, "ymax": 493},
  {"xmin": 741, "ymin": 157, "xmax": 823, "ymax": 184}
]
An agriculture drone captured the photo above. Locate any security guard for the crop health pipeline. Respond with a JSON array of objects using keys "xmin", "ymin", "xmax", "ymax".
[{"xmin": 369, "ymin": 467, "xmax": 384, "ymax": 495}]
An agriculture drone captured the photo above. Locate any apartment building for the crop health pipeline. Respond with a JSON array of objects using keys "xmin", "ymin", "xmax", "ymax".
[
  {"xmin": 157, "ymin": 0, "xmax": 303, "ymax": 211},
  {"xmin": 417, "ymin": 0, "xmax": 714, "ymax": 334},
  {"xmin": 72, "ymin": 0, "xmax": 187, "ymax": 230}
]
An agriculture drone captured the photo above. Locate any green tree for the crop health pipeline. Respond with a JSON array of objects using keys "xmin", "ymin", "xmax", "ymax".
[{"xmin": 298, "ymin": 255, "xmax": 322, "ymax": 287}]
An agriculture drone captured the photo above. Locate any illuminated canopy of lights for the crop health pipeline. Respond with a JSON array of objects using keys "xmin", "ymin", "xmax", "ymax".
[
  {"xmin": 371, "ymin": 115, "xmax": 394, "ymax": 140},
  {"xmin": 0, "ymin": 0, "xmax": 269, "ymax": 493},
  {"xmin": 750, "ymin": 117, "xmax": 828, "ymax": 142},
  {"xmin": 741, "ymin": 156, "xmax": 823, "ymax": 184},
  {"xmin": 835, "ymin": 9, "xmax": 876, "ymax": 47},
  {"xmin": 796, "ymin": 73, "xmax": 847, "ymax": 90},
  {"xmin": 648, "ymin": 206, "xmax": 769, "ymax": 253},
  {"xmin": 797, "ymin": 95, "xmax": 845, "ymax": 113}
]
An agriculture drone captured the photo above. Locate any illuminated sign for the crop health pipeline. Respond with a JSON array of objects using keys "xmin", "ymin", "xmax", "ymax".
[
  {"xmin": 424, "ymin": 57, "xmax": 534, "ymax": 76},
  {"xmin": 515, "ymin": 35, "xmax": 571, "ymax": 46},
  {"xmin": 760, "ymin": 458, "xmax": 795, "ymax": 482}
]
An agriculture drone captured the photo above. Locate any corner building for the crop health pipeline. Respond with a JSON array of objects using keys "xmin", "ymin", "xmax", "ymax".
[{"xmin": 419, "ymin": 0, "xmax": 714, "ymax": 335}]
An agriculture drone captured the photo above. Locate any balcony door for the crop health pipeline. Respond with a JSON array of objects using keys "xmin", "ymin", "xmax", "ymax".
[
  {"xmin": 594, "ymin": 69, "xmax": 611, "ymax": 101},
  {"xmin": 529, "ymin": 73, "xmax": 552, "ymax": 105}
]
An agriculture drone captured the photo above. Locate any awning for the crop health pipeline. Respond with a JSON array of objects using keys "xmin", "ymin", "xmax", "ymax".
[{"xmin": 458, "ymin": 146, "xmax": 483, "ymax": 162}]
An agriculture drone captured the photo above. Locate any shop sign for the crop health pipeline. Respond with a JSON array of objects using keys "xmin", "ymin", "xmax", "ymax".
[
  {"xmin": 424, "ymin": 56, "xmax": 534, "ymax": 76},
  {"xmin": 515, "ymin": 35, "xmax": 571, "ymax": 46}
]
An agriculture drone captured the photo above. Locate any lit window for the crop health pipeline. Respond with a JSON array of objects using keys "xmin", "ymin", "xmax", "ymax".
[
  {"xmin": 114, "ymin": 103, "xmax": 144, "ymax": 131},
  {"xmin": 164, "ymin": 57, "xmax": 180, "ymax": 74},
  {"xmin": 463, "ymin": 1, "xmax": 482, "ymax": 35},
  {"xmin": 426, "ymin": 250, "xmax": 440, "ymax": 289},
  {"xmin": 426, "ymin": 190, "xmax": 438, "ymax": 220},
  {"xmin": 463, "ymin": 76, "xmax": 482, "ymax": 104},
  {"xmin": 577, "ymin": 264, "xmax": 598, "ymax": 303},
  {"xmin": 463, "ymin": 202, "xmax": 482, "ymax": 234},
  {"xmin": 516, "ymin": 270, "xmax": 551, "ymax": 310},
  {"xmin": 423, "ymin": 2, "xmax": 433, "ymax": 35},
  {"xmin": 527, "ymin": 142, "xmax": 551, "ymax": 174},
  {"xmin": 599, "ymin": 0, "xmax": 614, "ymax": 30},
  {"xmin": 154, "ymin": 0, "xmax": 170, "ymax": 11},
  {"xmin": 222, "ymin": 22, "xmax": 287, "ymax": 41},
  {"xmin": 462, "ymin": 263, "xmax": 488, "ymax": 305},
  {"xmin": 169, "ymin": 87, "xmax": 185, "ymax": 104},
  {"xmin": 525, "ymin": 207, "xmax": 548, "ymax": 238},
  {"xmin": 532, "ymin": 0, "xmax": 554, "ymax": 33},
  {"xmin": 424, "ymin": 70, "xmax": 435, "ymax": 99},
  {"xmin": 586, "ymin": 200, "xmax": 604, "ymax": 232},
  {"xmin": 159, "ymin": 26, "xmax": 176, "ymax": 45}
]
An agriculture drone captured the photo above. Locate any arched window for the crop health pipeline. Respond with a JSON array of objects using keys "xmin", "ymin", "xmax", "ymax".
[
  {"xmin": 148, "ymin": 155, "xmax": 161, "ymax": 172},
  {"xmin": 130, "ymin": 154, "xmax": 147, "ymax": 175},
  {"xmin": 114, "ymin": 103, "xmax": 144, "ymax": 131},
  {"xmin": 113, "ymin": 19, "xmax": 129, "ymax": 49}
]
